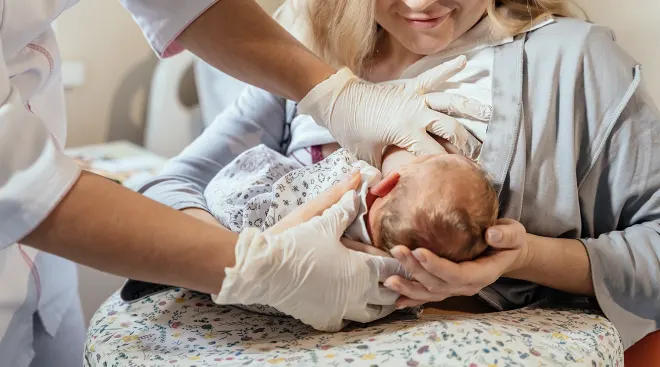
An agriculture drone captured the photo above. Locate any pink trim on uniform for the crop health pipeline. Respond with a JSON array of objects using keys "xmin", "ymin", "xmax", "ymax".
[
  {"xmin": 162, "ymin": 41, "xmax": 185, "ymax": 58},
  {"xmin": 160, "ymin": 2, "xmax": 219, "ymax": 58},
  {"xmin": 290, "ymin": 151, "xmax": 306, "ymax": 166},
  {"xmin": 311, "ymin": 145, "xmax": 324, "ymax": 164},
  {"xmin": 27, "ymin": 43, "xmax": 55, "ymax": 76},
  {"xmin": 18, "ymin": 245, "xmax": 42, "ymax": 302}
]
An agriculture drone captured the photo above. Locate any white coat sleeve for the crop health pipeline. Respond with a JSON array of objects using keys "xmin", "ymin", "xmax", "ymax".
[
  {"xmin": 120, "ymin": 0, "xmax": 218, "ymax": 58},
  {"xmin": 0, "ymin": 43, "xmax": 80, "ymax": 248}
]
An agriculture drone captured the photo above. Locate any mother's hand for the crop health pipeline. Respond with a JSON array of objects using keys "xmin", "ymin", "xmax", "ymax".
[{"xmin": 384, "ymin": 219, "xmax": 530, "ymax": 308}]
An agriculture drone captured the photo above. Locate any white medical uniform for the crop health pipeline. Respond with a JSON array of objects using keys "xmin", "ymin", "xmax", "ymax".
[{"xmin": 0, "ymin": 1, "xmax": 215, "ymax": 365}]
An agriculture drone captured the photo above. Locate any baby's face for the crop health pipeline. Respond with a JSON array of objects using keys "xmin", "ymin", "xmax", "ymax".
[{"xmin": 368, "ymin": 153, "xmax": 481, "ymax": 249}]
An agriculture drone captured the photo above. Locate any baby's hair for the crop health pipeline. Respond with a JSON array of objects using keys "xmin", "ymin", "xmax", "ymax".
[{"xmin": 376, "ymin": 160, "xmax": 499, "ymax": 262}]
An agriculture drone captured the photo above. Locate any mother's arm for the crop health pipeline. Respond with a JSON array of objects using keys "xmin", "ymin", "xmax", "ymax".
[
  {"xmin": 137, "ymin": 85, "xmax": 287, "ymax": 213},
  {"xmin": 386, "ymin": 79, "xmax": 660, "ymax": 348},
  {"xmin": 504, "ymin": 235, "xmax": 593, "ymax": 295},
  {"xmin": 501, "ymin": 88, "xmax": 660, "ymax": 348}
]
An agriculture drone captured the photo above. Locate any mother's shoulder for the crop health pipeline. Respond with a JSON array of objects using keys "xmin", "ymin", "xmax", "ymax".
[
  {"xmin": 536, "ymin": 17, "xmax": 606, "ymax": 33},
  {"xmin": 527, "ymin": 17, "xmax": 615, "ymax": 49},
  {"xmin": 525, "ymin": 17, "xmax": 636, "ymax": 68}
]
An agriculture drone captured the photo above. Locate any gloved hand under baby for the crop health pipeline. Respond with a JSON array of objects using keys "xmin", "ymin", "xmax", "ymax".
[{"xmin": 210, "ymin": 137, "xmax": 498, "ymax": 332}]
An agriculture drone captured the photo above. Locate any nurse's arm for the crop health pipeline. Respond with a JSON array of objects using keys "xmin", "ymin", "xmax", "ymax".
[
  {"xmin": 0, "ymin": 34, "xmax": 230, "ymax": 295},
  {"xmin": 22, "ymin": 171, "xmax": 238, "ymax": 295},
  {"xmin": 136, "ymin": 85, "xmax": 287, "ymax": 216},
  {"xmin": 122, "ymin": 0, "xmax": 335, "ymax": 101}
]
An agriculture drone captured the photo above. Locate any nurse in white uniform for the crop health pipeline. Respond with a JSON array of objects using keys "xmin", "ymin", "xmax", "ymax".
[{"xmin": 0, "ymin": 1, "xmax": 487, "ymax": 365}]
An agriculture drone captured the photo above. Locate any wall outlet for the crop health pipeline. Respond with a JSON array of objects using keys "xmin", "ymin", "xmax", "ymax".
[{"xmin": 62, "ymin": 62, "xmax": 86, "ymax": 89}]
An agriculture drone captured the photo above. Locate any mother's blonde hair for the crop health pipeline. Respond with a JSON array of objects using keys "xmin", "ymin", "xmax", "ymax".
[{"xmin": 277, "ymin": 0, "xmax": 580, "ymax": 74}]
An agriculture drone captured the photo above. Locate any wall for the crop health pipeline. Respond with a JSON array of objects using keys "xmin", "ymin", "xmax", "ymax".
[
  {"xmin": 576, "ymin": 0, "xmax": 660, "ymax": 104},
  {"xmin": 57, "ymin": 1, "xmax": 155, "ymax": 148},
  {"xmin": 259, "ymin": 0, "xmax": 286, "ymax": 14}
]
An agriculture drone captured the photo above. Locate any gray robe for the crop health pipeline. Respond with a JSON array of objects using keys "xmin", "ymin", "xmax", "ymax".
[
  {"xmin": 475, "ymin": 18, "xmax": 660, "ymax": 348},
  {"xmin": 133, "ymin": 18, "xmax": 659, "ymax": 349}
]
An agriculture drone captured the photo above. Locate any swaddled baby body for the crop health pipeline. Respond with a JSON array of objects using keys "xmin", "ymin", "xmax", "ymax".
[{"xmin": 205, "ymin": 143, "xmax": 499, "ymax": 317}]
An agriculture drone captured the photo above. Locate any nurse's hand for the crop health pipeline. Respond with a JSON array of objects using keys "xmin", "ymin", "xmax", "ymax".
[
  {"xmin": 384, "ymin": 219, "xmax": 529, "ymax": 308},
  {"xmin": 213, "ymin": 171, "xmax": 407, "ymax": 331},
  {"xmin": 297, "ymin": 55, "xmax": 487, "ymax": 168}
]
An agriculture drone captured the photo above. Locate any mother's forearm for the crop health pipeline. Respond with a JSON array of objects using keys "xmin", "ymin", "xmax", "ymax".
[
  {"xmin": 139, "ymin": 176, "xmax": 209, "ymax": 212},
  {"xmin": 506, "ymin": 234, "xmax": 595, "ymax": 296}
]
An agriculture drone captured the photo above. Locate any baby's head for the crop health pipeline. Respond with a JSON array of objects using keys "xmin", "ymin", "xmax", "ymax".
[{"xmin": 368, "ymin": 154, "xmax": 498, "ymax": 262}]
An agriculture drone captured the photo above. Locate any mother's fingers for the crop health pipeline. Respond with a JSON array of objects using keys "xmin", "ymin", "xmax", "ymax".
[
  {"xmin": 407, "ymin": 247, "xmax": 504, "ymax": 291},
  {"xmin": 407, "ymin": 247, "xmax": 468, "ymax": 283},
  {"xmin": 388, "ymin": 245, "xmax": 513, "ymax": 301},
  {"xmin": 485, "ymin": 218, "xmax": 527, "ymax": 249},
  {"xmin": 395, "ymin": 297, "xmax": 426, "ymax": 309},
  {"xmin": 390, "ymin": 246, "xmax": 450, "ymax": 292},
  {"xmin": 383, "ymin": 275, "xmax": 441, "ymax": 303}
]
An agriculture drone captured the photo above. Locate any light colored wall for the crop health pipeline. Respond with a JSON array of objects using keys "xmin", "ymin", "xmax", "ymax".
[
  {"xmin": 57, "ymin": 1, "xmax": 155, "ymax": 148},
  {"xmin": 57, "ymin": 0, "xmax": 286, "ymax": 149},
  {"xmin": 259, "ymin": 0, "xmax": 286, "ymax": 14},
  {"xmin": 575, "ymin": 0, "xmax": 660, "ymax": 104}
]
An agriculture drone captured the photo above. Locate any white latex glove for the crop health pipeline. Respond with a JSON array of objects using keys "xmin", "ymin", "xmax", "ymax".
[
  {"xmin": 213, "ymin": 173, "xmax": 406, "ymax": 331},
  {"xmin": 298, "ymin": 55, "xmax": 488, "ymax": 167}
]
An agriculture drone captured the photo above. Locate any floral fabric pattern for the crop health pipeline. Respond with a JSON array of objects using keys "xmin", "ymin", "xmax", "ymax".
[{"xmin": 85, "ymin": 289, "xmax": 623, "ymax": 367}]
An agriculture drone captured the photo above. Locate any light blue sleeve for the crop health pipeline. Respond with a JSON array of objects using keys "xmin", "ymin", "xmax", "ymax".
[
  {"xmin": 579, "ymin": 72, "xmax": 660, "ymax": 349},
  {"xmin": 136, "ymin": 86, "xmax": 287, "ymax": 212}
]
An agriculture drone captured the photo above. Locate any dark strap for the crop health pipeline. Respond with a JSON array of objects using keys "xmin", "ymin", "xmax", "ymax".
[{"xmin": 119, "ymin": 279, "xmax": 175, "ymax": 303}]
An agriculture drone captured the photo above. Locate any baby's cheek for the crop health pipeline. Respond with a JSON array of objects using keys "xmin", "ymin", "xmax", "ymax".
[{"xmin": 321, "ymin": 143, "xmax": 341, "ymax": 158}]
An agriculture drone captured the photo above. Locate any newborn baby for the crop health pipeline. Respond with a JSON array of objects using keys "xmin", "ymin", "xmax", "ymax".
[
  {"xmin": 205, "ymin": 143, "xmax": 498, "ymax": 319},
  {"xmin": 205, "ymin": 144, "xmax": 498, "ymax": 264},
  {"xmin": 370, "ymin": 146, "xmax": 499, "ymax": 261}
]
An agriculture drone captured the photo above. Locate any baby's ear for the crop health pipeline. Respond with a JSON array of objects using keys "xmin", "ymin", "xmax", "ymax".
[{"xmin": 369, "ymin": 172, "xmax": 400, "ymax": 197}]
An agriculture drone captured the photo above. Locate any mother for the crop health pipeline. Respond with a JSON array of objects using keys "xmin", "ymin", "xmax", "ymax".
[
  {"xmin": 312, "ymin": 0, "xmax": 660, "ymax": 349},
  {"xmin": 139, "ymin": 0, "xmax": 659, "ymax": 349}
]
